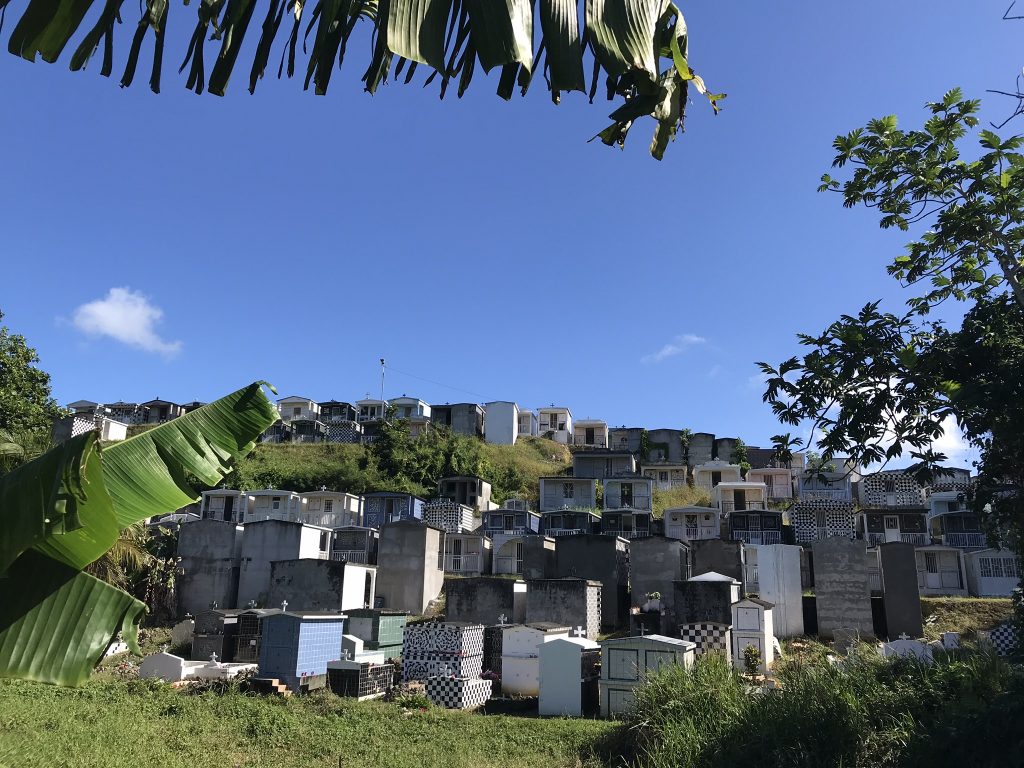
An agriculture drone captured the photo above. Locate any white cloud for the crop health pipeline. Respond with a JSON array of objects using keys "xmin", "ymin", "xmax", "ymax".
[
  {"xmin": 641, "ymin": 334, "xmax": 706, "ymax": 364},
  {"xmin": 932, "ymin": 415, "xmax": 975, "ymax": 465},
  {"xmin": 747, "ymin": 371, "xmax": 771, "ymax": 391},
  {"xmin": 72, "ymin": 287, "xmax": 182, "ymax": 357},
  {"xmin": 706, "ymin": 364, "xmax": 722, "ymax": 379}
]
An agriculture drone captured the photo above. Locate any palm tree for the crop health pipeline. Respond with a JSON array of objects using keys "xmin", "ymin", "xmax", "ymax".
[
  {"xmin": 84, "ymin": 524, "xmax": 152, "ymax": 590},
  {"xmin": 1, "ymin": 0, "xmax": 721, "ymax": 159}
]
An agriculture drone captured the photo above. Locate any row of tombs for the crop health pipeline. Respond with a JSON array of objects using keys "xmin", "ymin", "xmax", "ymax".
[{"xmin": 142, "ymin": 535, "xmax": 1019, "ymax": 716}]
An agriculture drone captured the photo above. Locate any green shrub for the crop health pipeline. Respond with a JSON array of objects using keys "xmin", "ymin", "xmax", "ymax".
[{"xmin": 620, "ymin": 649, "xmax": 1024, "ymax": 768}]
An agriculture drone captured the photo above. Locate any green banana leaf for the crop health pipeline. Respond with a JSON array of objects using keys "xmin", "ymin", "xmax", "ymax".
[
  {"xmin": 386, "ymin": 0, "xmax": 452, "ymax": 72},
  {"xmin": 463, "ymin": 0, "xmax": 531, "ymax": 74},
  {"xmin": 538, "ymin": 0, "xmax": 584, "ymax": 95},
  {"xmin": 585, "ymin": 0, "xmax": 666, "ymax": 80},
  {"xmin": 0, "ymin": 550, "xmax": 146, "ymax": 686},
  {"xmin": 0, "ymin": 381, "xmax": 278, "ymax": 686}
]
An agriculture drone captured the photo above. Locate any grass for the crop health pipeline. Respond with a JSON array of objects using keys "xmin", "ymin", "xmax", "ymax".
[
  {"xmin": 921, "ymin": 596, "xmax": 1014, "ymax": 641},
  {"xmin": 0, "ymin": 679, "xmax": 612, "ymax": 768},
  {"xmin": 614, "ymin": 649, "xmax": 1024, "ymax": 768}
]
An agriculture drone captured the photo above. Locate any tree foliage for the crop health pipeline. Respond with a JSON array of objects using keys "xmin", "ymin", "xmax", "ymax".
[
  {"xmin": 819, "ymin": 89, "xmax": 1024, "ymax": 313},
  {"xmin": 0, "ymin": 0, "xmax": 722, "ymax": 159},
  {"xmin": 0, "ymin": 310, "xmax": 64, "ymax": 436}
]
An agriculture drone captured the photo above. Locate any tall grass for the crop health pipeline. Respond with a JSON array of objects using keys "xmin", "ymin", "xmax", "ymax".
[{"xmin": 617, "ymin": 650, "xmax": 1024, "ymax": 768}]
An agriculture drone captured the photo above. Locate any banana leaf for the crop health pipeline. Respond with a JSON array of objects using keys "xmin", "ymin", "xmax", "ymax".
[
  {"xmin": 585, "ymin": 0, "xmax": 666, "ymax": 80},
  {"xmin": 386, "ymin": 0, "xmax": 452, "ymax": 72},
  {"xmin": 0, "ymin": 550, "xmax": 146, "ymax": 686},
  {"xmin": 0, "ymin": 382, "xmax": 277, "ymax": 686},
  {"xmin": 538, "ymin": 0, "xmax": 583, "ymax": 95}
]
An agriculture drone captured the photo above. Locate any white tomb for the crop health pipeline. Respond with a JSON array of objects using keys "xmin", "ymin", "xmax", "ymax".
[
  {"xmin": 500, "ymin": 623, "xmax": 570, "ymax": 696},
  {"xmin": 599, "ymin": 634, "xmax": 695, "ymax": 717},
  {"xmin": 538, "ymin": 635, "xmax": 600, "ymax": 717},
  {"xmin": 755, "ymin": 545, "xmax": 804, "ymax": 638},
  {"xmin": 139, "ymin": 652, "xmax": 257, "ymax": 683},
  {"xmin": 879, "ymin": 636, "xmax": 934, "ymax": 663},
  {"xmin": 730, "ymin": 598, "xmax": 775, "ymax": 674}
]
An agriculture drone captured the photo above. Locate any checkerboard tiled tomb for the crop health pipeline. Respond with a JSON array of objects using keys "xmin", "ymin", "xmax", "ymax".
[
  {"xmin": 680, "ymin": 622, "xmax": 731, "ymax": 662},
  {"xmin": 425, "ymin": 676, "xmax": 493, "ymax": 709},
  {"xmin": 401, "ymin": 621, "xmax": 485, "ymax": 682}
]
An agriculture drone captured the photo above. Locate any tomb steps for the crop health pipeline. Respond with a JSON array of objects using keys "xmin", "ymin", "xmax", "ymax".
[{"xmin": 250, "ymin": 677, "xmax": 292, "ymax": 697}]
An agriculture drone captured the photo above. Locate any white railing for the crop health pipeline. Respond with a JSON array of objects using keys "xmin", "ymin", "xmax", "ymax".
[
  {"xmin": 486, "ymin": 528, "xmax": 528, "ymax": 537},
  {"xmin": 868, "ymin": 571, "xmax": 883, "ymax": 591},
  {"xmin": 943, "ymin": 532, "xmax": 987, "ymax": 548},
  {"xmin": 604, "ymin": 529, "xmax": 650, "ymax": 538},
  {"xmin": 573, "ymin": 436, "xmax": 608, "ymax": 448},
  {"xmin": 330, "ymin": 550, "xmax": 368, "ymax": 564},
  {"xmin": 900, "ymin": 533, "xmax": 928, "ymax": 546},
  {"xmin": 445, "ymin": 554, "xmax": 481, "ymax": 573},
  {"xmin": 731, "ymin": 530, "xmax": 781, "ymax": 545},
  {"xmin": 545, "ymin": 528, "xmax": 586, "ymax": 537},
  {"xmin": 607, "ymin": 497, "xmax": 653, "ymax": 512},
  {"xmin": 867, "ymin": 533, "xmax": 886, "ymax": 547},
  {"xmin": 799, "ymin": 487, "xmax": 852, "ymax": 502}
]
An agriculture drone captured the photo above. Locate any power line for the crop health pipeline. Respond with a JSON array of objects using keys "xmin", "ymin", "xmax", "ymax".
[{"xmin": 382, "ymin": 363, "xmax": 492, "ymax": 401}]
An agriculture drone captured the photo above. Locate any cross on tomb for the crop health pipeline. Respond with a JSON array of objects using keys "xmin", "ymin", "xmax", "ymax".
[
  {"xmin": 498, "ymin": 614, "xmax": 507, "ymax": 625},
  {"xmin": 898, "ymin": 633, "xmax": 910, "ymax": 640},
  {"xmin": 573, "ymin": 626, "xmax": 586, "ymax": 638},
  {"xmin": 281, "ymin": 600, "xmax": 289, "ymax": 612},
  {"xmin": 342, "ymin": 650, "xmax": 351, "ymax": 661},
  {"xmin": 161, "ymin": 644, "xmax": 168, "ymax": 653},
  {"xmin": 638, "ymin": 625, "xmax": 647, "ymax": 637},
  {"xmin": 210, "ymin": 652, "xmax": 219, "ymax": 664}
]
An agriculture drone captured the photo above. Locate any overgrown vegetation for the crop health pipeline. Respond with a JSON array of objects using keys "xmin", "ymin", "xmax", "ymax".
[
  {"xmin": 226, "ymin": 432, "xmax": 571, "ymax": 507},
  {"xmin": 0, "ymin": 679, "xmax": 611, "ymax": 768},
  {"xmin": 613, "ymin": 650, "xmax": 1024, "ymax": 768},
  {"xmin": 921, "ymin": 596, "xmax": 1015, "ymax": 641}
]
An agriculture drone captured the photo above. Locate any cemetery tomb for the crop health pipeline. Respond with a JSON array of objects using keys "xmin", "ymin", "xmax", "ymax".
[
  {"xmin": 679, "ymin": 622, "xmax": 731, "ymax": 663},
  {"xmin": 756, "ymin": 545, "xmax": 804, "ymax": 638},
  {"xmin": 500, "ymin": 623, "xmax": 570, "ymax": 696},
  {"xmin": 599, "ymin": 635, "xmax": 696, "ymax": 718},
  {"xmin": 878, "ymin": 636, "xmax": 934, "ymax": 663},
  {"xmin": 730, "ymin": 598, "xmax": 775, "ymax": 674},
  {"xmin": 878, "ymin": 542, "xmax": 923, "ymax": 640},
  {"xmin": 538, "ymin": 635, "xmax": 600, "ymax": 717},
  {"xmin": 812, "ymin": 538, "xmax": 874, "ymax": 639},
  {"xmin": 989, "ymin": 621, "xmax": 1018, "ymax": 657},
  {"xmin": 257, "ymin": 612, "xmax": 347, "ymax": 692},
  {"xmin": 344, "ymin": 608, "xmax": 407, "ymax": 659},
  {"xmin": 401, "ymin": 621, "xmax": 485, "ymax": 682},
  {"xmin": 425, "ymin": 675, "xmax": 493, "ymax": 710},
  {"xmin": 327, "ymin": 660, "xmax": 395, "ymax": 700}
]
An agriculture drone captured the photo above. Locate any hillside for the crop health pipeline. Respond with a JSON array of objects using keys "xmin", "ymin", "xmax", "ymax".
[{"xmin": 224, "ymin": 435, "xmax": 572, "ymax": 507}]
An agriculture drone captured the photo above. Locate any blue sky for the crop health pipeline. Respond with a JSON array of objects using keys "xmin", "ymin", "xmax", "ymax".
[{"xmin": 0, "ymin": 2, "xmax": 1015, "ymax": 464}]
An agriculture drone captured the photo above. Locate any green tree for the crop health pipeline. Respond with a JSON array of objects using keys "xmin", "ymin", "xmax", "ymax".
[
  {"xmin": 761, "ymin": 92, "xmax": 1024, "ymax": 650},
  {"xmin": 729, "ymin": 438, "xmax": 750, "ymax": 477},
  {"xmin": 818, "ymin": 89, "xmax": 1024, "ymax": 314},
  {"xmin": 0, "ymin": 310, "xmax": 64, "ymax": 435},
  {"xmin": 0, "ymin": 0, "xmax": 722, "ymax": 159}
]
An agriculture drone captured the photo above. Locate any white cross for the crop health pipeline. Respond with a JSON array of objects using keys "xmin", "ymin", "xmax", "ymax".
[
  {"xmin": 898, "ymin": 632, "xmax": 910, "ymax": 640},
  {"xmin": 573, "ymin": 626, "xmax": 586, "ymax": 638},
  {"xmin": 638, "ymin": 625, "xmax": 647, "ymax": 636},
  {"xmin": 210, "ymin": 652, "xmax": 218, "ymax": 664},
  {"xmin": 342, "ymin": 650, "xmax": 351, "ymax": 661},
  {"xmin": 281, "ymin": 600, "xmax": 289, "ymax": 612},
  {"xmin": 498, "ymin": 614, "xmax": 507, "ymax": 625}
]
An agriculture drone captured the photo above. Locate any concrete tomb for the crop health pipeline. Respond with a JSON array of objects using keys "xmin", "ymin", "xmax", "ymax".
[
  {"xmin": 524, "ymin": 578, "xmax": 602, "ymax": 639},
  {"xmin": 599, "ymin": 635, "xmax": 695, "ymax": 717},
  {"xmin": 730, "ymin": 598, "xmax": 775, "ymax": 674},
  {"xmin": 444, "ymin": 577, "xmax": 527, "ymax": 626},
  {"xmin": 499, "ymin": 622, "xmax": 570, "ymax": 696},
  {"xmin": 674, "ymin": 571, "xmax": 741, "ymax": 627},
  {"xmin": 538, "ymin": 635, "xmax": 600, "ymax": 717},
  {"xmin": 878, "ymin": 542, "xmax": 923, "ymax": 640},
  {"xmin": 879, "ymin": 636, "xmax": 934, "ymax": 663},
  {"xmin": 689, "ymin": 538, "xmax": 744, "ymax": 586},
  {"xmin": 554, "ymin": 534, "xmax": 630, "ymax": 630},
  {"xmin": 812, "ymin": 538, "xmax": 874, "ymax": 640},
  {"xmin": 756, "ymin": 544, "xmax": 804, "ymax": 638}
]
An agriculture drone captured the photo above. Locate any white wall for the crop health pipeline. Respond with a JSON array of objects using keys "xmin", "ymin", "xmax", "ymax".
[{"xmin": 484, "ymin": 402, "xmax": 519, "ymax": 445}]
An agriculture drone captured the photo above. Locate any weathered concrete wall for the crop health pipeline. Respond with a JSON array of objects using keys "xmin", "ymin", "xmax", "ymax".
[
  {"xmin": 554, "ymin": 535, "xmax": 629, "ymax": 629},
  {"xmin": 445, "ymin": 577, "xmax": 516, "ymax": 625},
  {"xmin": 630, "ymin": 537, "xmax": 689, "ymax": 627},
  {"xmin": 520, "ymin": 536, "xmax": 557, "ymax": 580},
  {"xmin": 267, "ymin": 559, "xmax": 366, "ymax": 612},
  {"xmin": 757, "ymin": 544, "xmax": 804, "ymax": 638},
  {"xmin": 176, "ymin": 519, "xmax": 242, "ymax": 615},
  {"xmin": 879, "ymin": 542, "xmax": 923, "ymax": 639},
  {"xmin": 236, "ymin": 520, "xmax": 307, "ymax": 608},
  {"xmin": 375, "ymin": 521, "xmax": 445, "ymax": 614},
  {"xmin": 674, "ymin": 577, "xmax": 738, "ymax": 626},
  {"xmin": 646, "ymin": 429, "xmax": 684, "ymax": 463},
  {"xmin": 813, "ymin": 537, "xmax": 874, "ymax": 639},
  {"xmin": 524, "ymin": 579, "xmax": 602, "ymax": 639},
  {"xmin": 690, "ymin": 538, "xmax": 744, "ymax": 586}
]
